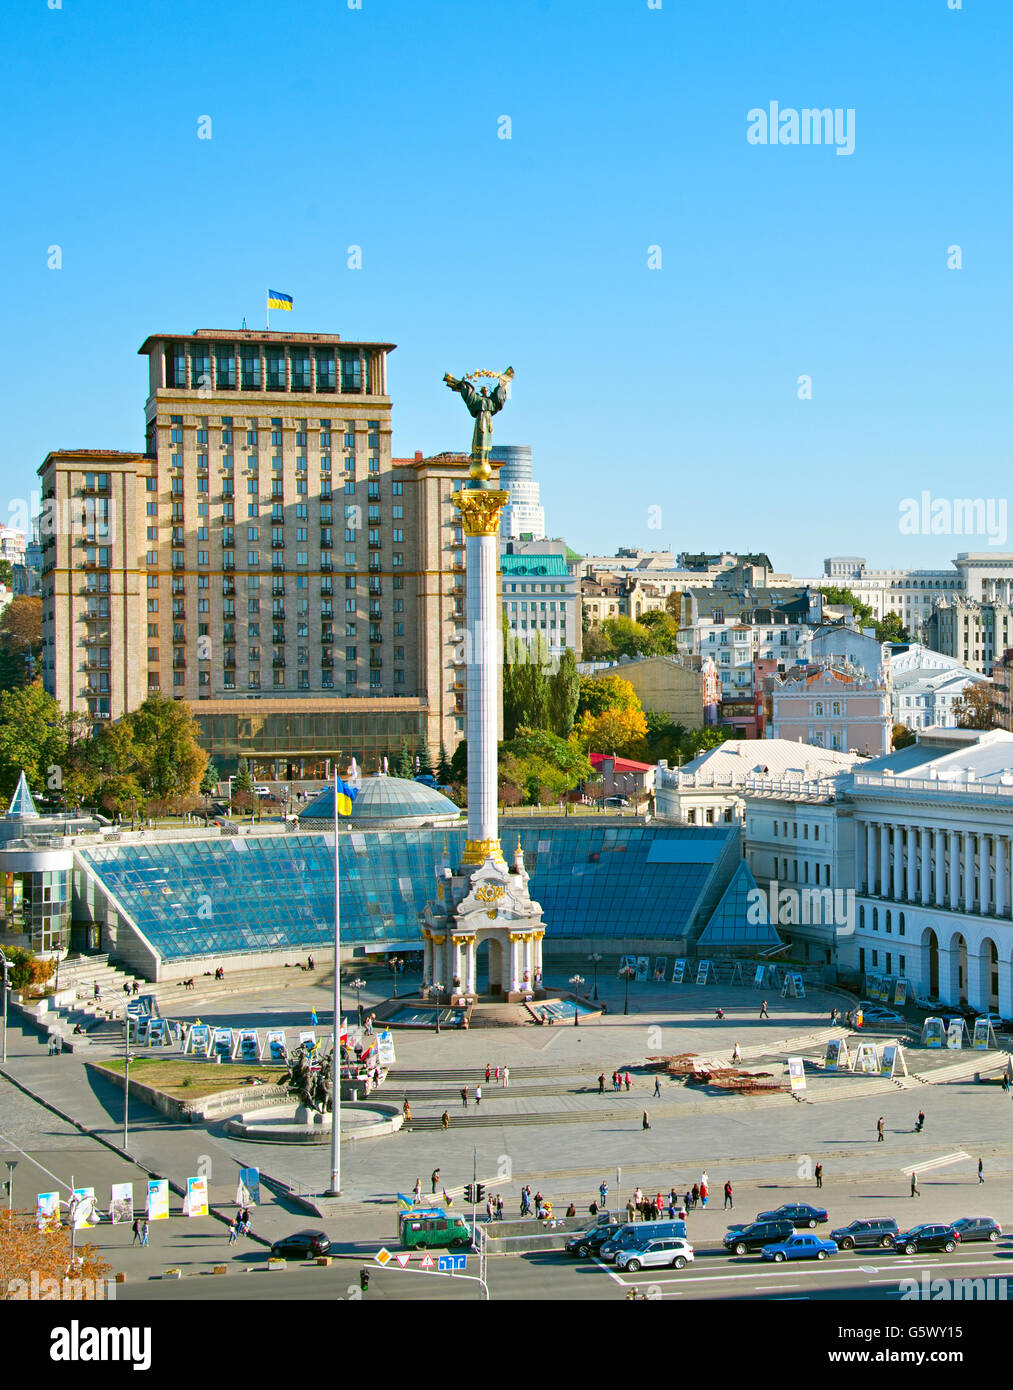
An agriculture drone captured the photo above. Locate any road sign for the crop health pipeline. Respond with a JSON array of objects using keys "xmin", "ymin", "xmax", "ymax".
[
  {"xmin": 438, "ymin": 1254, "xmax": 467, "ymax": 1271},
  {"xmin": 419, "ymin": 1254, "xmax": 434, "ymax": 1269},
  {"xmin": 375, "ymin": 1248, "xmax": 392, "ymax": 1266},
  {"xmin": 395, "ymin": 1253, "xmax": 410, "ymax": 1268}
]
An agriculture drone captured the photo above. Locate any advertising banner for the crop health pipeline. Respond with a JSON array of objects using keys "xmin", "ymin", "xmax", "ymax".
[
  {"xmin": 787, "ymin": 1057, "xmax": 806, "ymax": 1092},
  {"xmin": 36, "ymin": 1192, "xmax": 60, "ymax": 1231},
  {"xmin": 235, "ymin": 1029, "xmax": 261, "ymax": 1062},
  {"xmin": 146, "ymin": 1179, "xmax": 169, "ymax": 1221},
  {"xmin": 671, "ymin": 959, "xmax": 686, "ymax": 984},
  {"xmin": 376, "ymin": 1030, "xmax": 396, "ymax": 1066},
  {"xmin": 265, "ymin": 1029, "xmax": 287, "ymax": 1062},
  {"xmin": 186, "ymin": 1176, "xmax": 208, "ymax": 1218},
  {"xmin": 71, "ymin": 1187, "xmax": 97, "ymax": 1228},
  {"xmin": 109, "ymin": 1183, "xmax": 133, "ymax": 1225},
  {"xmin": 237, "ymin": 1167, "xmax": 261, "ymax": 1207},
  {"xmin": 212, "ymin": 1027, "xmax": 233, "ymax": 1060}
]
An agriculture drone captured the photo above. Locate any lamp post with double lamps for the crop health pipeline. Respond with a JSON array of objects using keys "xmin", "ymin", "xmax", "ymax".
[
  {"xmin": 389, "ymin": 956, "xmax": 405, "ymax": 1000},
  {"xmin": 0, "ymin": 947, "xmax": 10, "ymax": 1064},
  {"xmin": 620, "ymin": 964, "xmax": 635, "ymax": 1016},
  {"xmin": 350, "ymin": 977, "xmax": 366, "ymax": 1029},
  {"xmin": 4, "ymin": 1160, "xmax": 16, "ymax": 1225},
  {"xmin": 589, "ymin": 952, "xmax": 602, "ymax": 1002},
  {"xmin": 569, "ymin": 975, "xmax": 585, "ymax": 1026},
  {"xmin": 432, "ymin": 981, "xmax": 444, "ymax": 1035}
]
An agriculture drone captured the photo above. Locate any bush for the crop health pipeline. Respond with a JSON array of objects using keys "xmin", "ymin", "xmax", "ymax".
[{"xmin": 3, "ymin": 946, "xmax": 56, "ymax": 994}]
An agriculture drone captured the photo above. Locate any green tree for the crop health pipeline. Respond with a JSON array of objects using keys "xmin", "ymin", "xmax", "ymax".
[
  {"xmin": 0, "ymin": 560, "xmax": 12, "ymax": 588},
  {"xmin": 580, "ymin": 626, "xmax": 614, "ymax": 661},
  {"xmin": 638, "ymin": 610, "xmax": 681, "ymax": 654},
  {"xmin": 503, "ymin": 728, "xmax": 592, "ymax": 781},
  {"xmin": 449, "ymin": 740, "xmax": 468, "ymax": 782},
  {"xmin": 0, "ymin": 685, "xmax": 68, "ymax": 800},
  {"xmin": 394, "ymin": 738, "xmax": 415, "ymax": 779},
  {"xmin": 416, "ymin": 739, "xmax": 433, "ymax": 776},
  {"xmin": 0, "ymin": 597, "xmax": 42, "ymax": 693},
  {"xmin": 234, "ymin": 757, "xmax": 253, "ymax": 793},
  {"xmin": 546, "ymin": 649, "xmax": 580, "ymax": 738},
  {"xmin": 200, "ymin": 760, "xmax": 220, "ymax": 795},
  {"xmin": 643, "ymin": 709, "xmax": 686, "ymax": 763},
  {"xmin": 892, "ymin": 723, "xmax": 917, "ymax": 750},
  {"xmin": 437, "ymin": 741, "xmax": 453, "ymax": 785},
  {"xmin": 818, "ymin": 585, "xmax": 875, "ymax": 630},
  {"xmin": 127, "ymin": 694, "xmax": 208, "ymax": 803},
  {"xmin": 601, "ymin": 615, "xmax": 655, "ymax": 659},
  {"xmin": 680, "ymin": 725, "xmax": 733, "ymax": 760},
  {"xmin": 952, "ymin": 681, "xmax": 995, "ymax": 730},
  {"xmin": 875, "ymin": 611, "xmax": 910, "ymax": 644},
  {"xmin": 503, "ymin": 632, "xmax": 550, "ymax": 738}
]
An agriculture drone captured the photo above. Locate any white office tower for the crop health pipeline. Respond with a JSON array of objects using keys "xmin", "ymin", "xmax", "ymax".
[{"xmin": 492, "ymin": 445, "xmax": 546, "ymax": 541}]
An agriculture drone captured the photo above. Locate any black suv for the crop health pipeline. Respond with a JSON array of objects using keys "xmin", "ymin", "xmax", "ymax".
[
  {"xmin": 756, "ymin": 1202, "xmax": 829, "ymax": 1229},
  {"xmin": 830, "ymin": 1218, "xmax": 899, "ymax": 1250},
  {"xmin": 723, "ymin": 1218, "xmax": 795, "ymax": 1256},
  {"xmin": 952, "ymin": 1217, "xmax": 1002, "ymax": 1244},
  {"xmin": 565, "ymin": 1222, "xmax": 622, "ymax": 1259},
  {"xmin": 892, "ymin": 1224, "xmax": 960, "ymax": 1255}
]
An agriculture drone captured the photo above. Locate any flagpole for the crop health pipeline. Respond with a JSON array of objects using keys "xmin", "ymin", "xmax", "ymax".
[
  {"xmin": 329, "ymin": 768, "xmax": 341, "ymax": 1196},
  {"xmin": 266, "ymin": 289, "xmax": 270, "ymax": 332}
]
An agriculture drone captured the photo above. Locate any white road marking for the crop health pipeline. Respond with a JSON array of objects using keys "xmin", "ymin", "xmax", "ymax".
[
  {"xmin": 755, "ymin": 1284, "xmax": 801, "ymax": 1292},
  {"xmin": 605, "ymin": 1255, "xmax": 1000, "ymax": 1287},
  {"xmin": 901, "ymin": 1150, "xmax": 971, "ymax": 1176}
]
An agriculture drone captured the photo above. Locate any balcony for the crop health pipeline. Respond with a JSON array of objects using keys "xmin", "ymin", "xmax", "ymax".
[
  {"xmin": 272, "ymin": 539, "xmax": 285, "ymax": 549},
  {"xmin": 272, "ymin": 658, "xmax": 286, "ymax": 669}
]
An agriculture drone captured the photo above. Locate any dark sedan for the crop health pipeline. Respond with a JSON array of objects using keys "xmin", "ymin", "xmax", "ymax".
[
  {"xmin": 564, "ymin": 1223, "xmax": 622, "ymax": 1258},
  {"xmin": 952, "ymin": 1217, "xmax": 1002, "ymax": 1244},
  {"xmin": 892, "ymin": 1224, "xmax": 960, "ymax": 1255},
  {"xmin": 756, "ymin": 1202, "xmax": 829, "ymax": 1229},
  {"xmin": 270, "ymin": 1230, "xmax": 332, "ymax": 1260}
]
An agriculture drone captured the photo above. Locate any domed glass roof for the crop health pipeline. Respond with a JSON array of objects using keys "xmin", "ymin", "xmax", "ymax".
[{"xmin": 300, "ymin": 775, "xmax": 461, "ymax": 824}]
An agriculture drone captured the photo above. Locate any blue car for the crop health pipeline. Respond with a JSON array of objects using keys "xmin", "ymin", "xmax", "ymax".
[{"xmin": 761, "ymin": 1232, "xmax": 838, "ymax": 1263}]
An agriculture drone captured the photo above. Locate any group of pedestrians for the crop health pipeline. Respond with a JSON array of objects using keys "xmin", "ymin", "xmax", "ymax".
[
  {"xmin": 598, "ymin": 1069, "xmax": 632, "ymax": 1093},
  {"xmin": 130, "ymin": 1217, "xmax": 149, "ymax": 1247},
  {"xmin": 483, "ymin": 1193, "xmax": 506, "ymax": 1221},
  {"xmin": 482, "ymin": 1063, "xmax": 510, "ymax": 1086},
  {"xmin": 228, "ymin": 1207, "xmax": 253, "ymax": 1243}
]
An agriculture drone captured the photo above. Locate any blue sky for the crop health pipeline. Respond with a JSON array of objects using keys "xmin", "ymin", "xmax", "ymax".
[{"xmin": 6, "ymin": 0, "xmax": 1011, "ymax": 575}]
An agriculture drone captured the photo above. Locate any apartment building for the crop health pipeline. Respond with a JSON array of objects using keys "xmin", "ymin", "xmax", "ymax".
[{"xmin": 40, "ymin": 328, "xmax": 483, "ymax": 773}]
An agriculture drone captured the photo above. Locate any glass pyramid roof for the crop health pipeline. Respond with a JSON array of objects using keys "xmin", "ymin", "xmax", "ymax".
[
  {"xmin": 6, "ymin": 771, "xmax": 39, "ymax": 819},
  {"xmin": 697, "ymin": 860, "xmax": 783, "ymax": 947}
]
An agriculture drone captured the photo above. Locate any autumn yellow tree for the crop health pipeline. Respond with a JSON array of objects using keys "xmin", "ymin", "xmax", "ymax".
[
  {"xmin": 0, "ymin": 1210, "xmax": 110, "ymax": 1300},
  {"xmin": 572, "ymin": 705, "xmax": 649, "ymax": 758}
]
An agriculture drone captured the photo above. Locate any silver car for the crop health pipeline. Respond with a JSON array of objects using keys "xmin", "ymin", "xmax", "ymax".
[{"xmin": 615, "ymin": 1237, "xmax": 694, "ymax": 1272}]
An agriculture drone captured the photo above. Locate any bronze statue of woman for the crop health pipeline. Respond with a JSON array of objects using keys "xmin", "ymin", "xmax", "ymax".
[{"xmin": 443, "ymin": 368, "xmax": 514, "ymax": 481}]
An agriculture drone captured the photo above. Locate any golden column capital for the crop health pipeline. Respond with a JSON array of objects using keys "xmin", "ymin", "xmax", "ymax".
[{"xmin": 453, "ymin": 489, "xmax": 509, "ymax": 537}]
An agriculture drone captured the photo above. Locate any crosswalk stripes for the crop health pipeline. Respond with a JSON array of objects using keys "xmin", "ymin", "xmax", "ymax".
[{"xmin": 901, "ymin": 1150, "xmax": 971, "ymax": 1176}]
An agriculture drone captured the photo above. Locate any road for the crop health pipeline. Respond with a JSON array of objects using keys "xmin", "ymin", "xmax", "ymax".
[{"xmin": 115, "ymin": 1242, "xmax": 1013, "ymax": 1301}]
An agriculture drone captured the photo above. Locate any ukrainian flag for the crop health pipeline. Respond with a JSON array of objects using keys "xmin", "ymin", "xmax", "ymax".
[
  {"xmin": 268, "ymin": 289, "xmax": 293, "ymax": 311},
  {"xmin": 335, "ymin": 777, "xmax": 359, "ymax": 817}
]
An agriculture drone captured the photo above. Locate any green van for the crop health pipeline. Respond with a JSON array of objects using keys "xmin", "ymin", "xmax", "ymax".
[{"xmin": 399, "ymin": 1208, "xmax": 473, "ymax": 1251}]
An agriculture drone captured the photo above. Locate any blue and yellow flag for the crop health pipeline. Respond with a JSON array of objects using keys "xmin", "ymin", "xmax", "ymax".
[
  {"xmin": 267, "ymin": 289, "xmax": 293, "ymax": 310},
  {"xmin": 335, "ymin": 777, "xmax": 359, "ymax": 817}
]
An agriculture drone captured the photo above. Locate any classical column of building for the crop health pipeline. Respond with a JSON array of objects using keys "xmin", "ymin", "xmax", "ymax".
[
  {"xmin": 905, "ymin": 826, "xmax": 917, "ymax": 902},
  {"xmin": 998, "ymin": 837, "xmax": 1008, "ymax": 918},
  {"xmin": 865, "ymin": 821, "xmax": 877, "ymax": 896},
  {"xmin": 892, "ymin": 826, "xmax": 904, "ymax": 900},
  {"xmin": 855, "ymin": 818, "xmax": 867, "ymax": 895},
  {"xmin": 963, "ymin": 833, "xmax": 975, "ymax": 914},
  {"xmin": 948, "ymin": 831, "xmax": 960, "ymax": 910},
  {"xmin": 920, "ymin": 827, "xmax": 932, "ymax": 907},
  {"xmin": 934, "ymin": 829, "xmax": 946, "ymax": 908}
]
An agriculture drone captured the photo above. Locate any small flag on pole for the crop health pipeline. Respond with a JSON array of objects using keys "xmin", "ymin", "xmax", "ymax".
[
  {"xmin": 334, "ymin": 777, "xmax": 359, "ymax": 817},
  {"xmin": 267, "ymin": 289, "xmax": 293, "ymax": 310}
]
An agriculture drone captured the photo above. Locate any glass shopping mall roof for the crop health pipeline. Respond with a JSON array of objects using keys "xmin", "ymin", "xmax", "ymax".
[{"xmin": 77, "ymin": 824, "xmax": 738, "ymax": 964}]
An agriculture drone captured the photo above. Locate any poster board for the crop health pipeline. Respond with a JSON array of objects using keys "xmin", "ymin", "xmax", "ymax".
[
  {"xmin": 946, "ymin": 1018, "xmax": 968, "ymax": 1050},
  {"xmin": 185, "ymin": 1176, "xmax": 209, "ymax": 1218},
  {"xmin": 824, "ymin": 1038, "xmax": 850, "ymax": 1071},
  {"xmin": 237, "ymin": 1167, "xmax": 261, "ymax": 1206},
  {"xmin": 71, "ymin": 1188, "xmax": 97, "ymax": 1228},
  {"xmin": 109, "ymin": 1183, "xmax": 133, "ymax": 1225},
  {"xmin": 852, "ymin": 1042, "xmax": 880, "ymax": 1074},
  {"xmin": 265, "ymin": 1029, "xmax": 287, "ymax": 1062},
  {"xmin": 635, "ymin": 956, "xmax": 650, "ymax": 982},
  {"xmin": 184, "ymin": 1023, "xmax": 212, "ymax": 1057},
  {"xmin": 696, "ymin": 960, "xmax": 712, "ymax": 985},
  {"xmin": 146, "ymin": 1179, "xmax": 169, "ymax": 1221},
  {"xmin": 671, "ymin": 959, "xmax": 686, "ymax": 984},
  {"xmin": 653, "ymin": 956, "xmax": 669, "ymax": 982},
  {"xmin": 972, "ymin": 1018, "xmax": 996, "ymax": 1050},
  {"xmin": 618, "ymin": 955, "xmax": 637, "ymax": 977},
  {"xmin": 880, "ymin": 1043, "xmax": 907, "ymax": 1077},
  {"xmin": 212, "ymin": 1027, "xmax": 233, "ymax": 1061},
  {"xmin": 147, "ymin": 1018, "xmax": 167, "ymax": 1047},
  {"xmin": 787, "ymin": 1057, "xmax": 806, "ymax": 1092},
  {"xmin": 920, "ymin": 1017, "xmax": 943, "ymax": 1048},
  {"xmin": 298, "ymin": 1030, "xmax": 318, "ymax": 1053},
  {"xmin": 894, "ymin": 979, "xmax": 908, "ymax": 1006},
  {"xmin": 36, "ymin": 1192, "xmax": 59, "ymax": 1231},
  {"xmin": 233, "ymin": 1029, "xmax": 262, "ymax": 1062},
  {"xmin": 376, "ymin": 1029, "xmax": 396, "ymax": 1066}
]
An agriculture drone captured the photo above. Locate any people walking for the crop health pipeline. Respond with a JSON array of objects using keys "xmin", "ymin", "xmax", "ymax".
[
  {"xmin": 642, "ymin": 1110, "xmax": 651, "ymax": 1130},
  {"xmin": 759, "ymin": 999, "xmax": 769, "ymax": 1019},
  {"xmin": 627, "ymin": 1197, "xmax": 636, "ymax": 1222},
  {"xmin": 485, "ymin": 1064, "xmax": 491, "ymax": 1083},
  {"xmin": 653, "ymin": 1076, "xmax": 661, "ymax": 1097},
  {"xmin": 413, "ymin": 1177, "xmax": 422, "ymax": 1204},
  {"xmin": 502, "ymin": 1066, "xmax": 509, "ymax": 1087},
  {"xmin": 495, "ymin": 1194, "xmax": 504, "ymax": 1220},
  {"xmin": 599, "ymin": 1180, "xmax": 609, "ymax": 1207},
  {"xmin": 228, "ymin": 1217, "xmax": 238, "ymax": 1245},
  {"xmin": 131, "ymin": 1218, "xmax": 142, "ymax": 1245},
  {"xmin": 441, "ymin": 1110, "xmax": 450, "ymax": 1130},
  {"xmin": 431, "ymin": 1168, "xmax": 441, "ymax": 1192},
  {"xmin": 915, "ymin": 1110, "xmax": 925, "ymax": 1133},
  {"xmin": 978, "ymin": 1158, "xmax": 985, "ymax": 1183},
  {"xmin": 910, "ymin": 1171, "xmax": 920, "ymax": 1198},
  {"xmin": 139, "ymin": 1220, "xmax": 149, "ymax": 1247},
  {"xmin": 624, "ymin": 1071, "xmax": 632, "ymax": 1091},
  {"xmin": 724, "ymin": 1181, "xmax": 733, "ymax": 1209},
  {"xmin": 700, "ymin": 1177, "xmax": 709, "ymax": 1207},
  {"xmin": 460, "ymin": 1086, "xmax": 468, "ymax": 1108},
  {"xmin": 814, "ymin": 1162, "xmax": 823, "ymax": 1189},
  {"xmin": 732, "ymin": 1041, "xmax": 742, "ymax": 1064},
  {"xmin": 877, "ymin": 1116, "xmax": 885, "ymax": 1142},
  {"xmin": 598, "ymin": 1073, "xmax": 606, "ymax": 1094},
  {"xmin": 475, "ymin": 1084, "xmax": 482, "ymax": 1107}
]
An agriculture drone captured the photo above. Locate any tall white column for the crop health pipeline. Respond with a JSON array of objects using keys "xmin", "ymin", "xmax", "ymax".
[
  {"xmin": 934, "ymin": 829, "xmax": 945, "ymax": 908},
  {"xmin": 979, "ymin": 836, "xmax": 991, "ymax": 916},
  {"xmin": 880, "ymin": 824, "xmax": 890, "ymax": 897},
  {"xmin": 866, "ymin": 822, "xmax": 877, "ymax": 896},
  {"xmin": 905, "ymin": 826, "xmax": 917, "ymax": 902},
  {"xmin": 920, "ymin": 828, "xmax": 931, "ymax": 906},
  {"xmin": 963, "ymin": 833, "xmax": 975, "ymax": 914},
  {"xmin": 892, "ymin": 825, "xmax": 904, "ymax": 900},
  {"xmin": 996, "ymin": 837, "xmax": 1007, "ymax": 918},
  {"xmin": 855, "ymin": 819, "xmax": 867, "ymax": 894},
  {"xmin": 949, "ymin": 832, "xmax": 960, "ymax": 911}
]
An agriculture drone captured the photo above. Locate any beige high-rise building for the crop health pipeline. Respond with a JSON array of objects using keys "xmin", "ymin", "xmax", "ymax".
[{"xmin": 39, "ymin": 328, "xmax": 495, "ymax": 774}]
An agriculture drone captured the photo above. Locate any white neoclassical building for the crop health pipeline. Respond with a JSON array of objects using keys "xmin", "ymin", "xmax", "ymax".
[{"xmin": 743, "ymin": 727, "xmax": 1013, "ymax": 1017}]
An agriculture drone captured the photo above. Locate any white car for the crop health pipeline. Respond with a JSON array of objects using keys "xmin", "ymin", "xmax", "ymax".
[
  {"xmin": 252, "ymin": 785, "xmax": 273, "ymax": 797},
  {"xmin": 615, "ymin": 1237, "xmax": 694, "ymax": 1272}
]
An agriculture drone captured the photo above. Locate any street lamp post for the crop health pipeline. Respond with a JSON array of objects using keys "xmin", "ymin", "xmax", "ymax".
[
  {"xmin": 432, "ymin": 981, "xmax": 444, "ymax": 1035},
  {"xmin": 5, "ymin": 1160, "xmax": 16, "ymax": 1224},
  {"xmin": 0, "ymin": 947, "xmax": 9, "ymax": 1064},
  {"xmin": 569, "ymin": 975, "xmax": 585, "ymax": 1026},
  {"xmin": 621, "ymin": 964, "xmax": 635, "ymax": 1016},
  {"xmin": 123, "ymin": 1020, "xmax": 133, "ymax": 1151},
  {"xmin": 389, "ymin": 956, "xmax": 404, "ymax": 1000},
  {"xmin": 350, "ymin": 977, "xmax": 366, "ymax": 1029},
  {"xmin": 589, "ymin": 953, "xmax": 602, "ymax": 1002}
]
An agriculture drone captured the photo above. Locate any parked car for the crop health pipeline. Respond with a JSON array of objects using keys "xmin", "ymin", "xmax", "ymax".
[
  {"xmin": 762, "ymin": 1233, "xmax": 837, "ymax": 1263},
  {"xmin": 951, "ymin": 1217, "xmax": 1002, "ymax": 1244},
  {"xmin": 616, "ymin": 1237, "xmax": 694, "ymax": 1272},
  {"xmin": 599, "ymin": 1218, "xmax": 688, "ymax": 1262},
  {"xmin": 892, "ymin": 1224, "xmax": 960, "ymax": 1255},
  {"xmin": 830, "ymin": 1218, "xmax": 899, "ymax": 1250},
  {"xmin": 565, "ymin": 1222, "xmax": 623, "ymax": 1258},
  {"xmin": 756, "ymin": 1202, "xmax": 829, "ymax": 1229},
  {"xmin": 270, "ymin": 1229, "xmax": 331, "ymax": 1260},
  {"xmin": 604, "ymin": 795, "xmax": 630, "ymax": 808},
  {"xmin": 252, "ymin": 785, "xmax": 273, "ymax": 797},
  {"xmin": 863, "ymin": 1009, "xmax": 904, "ymax": 1026},
  {"xmin": 723, "ymin": 1218, "xmax": 795, "ymax": 1256}
]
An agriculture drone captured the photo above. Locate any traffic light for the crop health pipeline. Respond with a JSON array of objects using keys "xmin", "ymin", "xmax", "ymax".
[
  {"xmin": 463, "ymin": 1184, "xmax": 474, "ymax": 1202},
  {"xmin": 1, "ymin": 1181, "xmax": 9, "ymax": 1196},
  {"xmin": 474, "ymin": 1183, "xmax": 485, "ymax": 1203},
  {"xmin": 359, "ymin": 1268, "xmax": 370, "ymax": 1292}
]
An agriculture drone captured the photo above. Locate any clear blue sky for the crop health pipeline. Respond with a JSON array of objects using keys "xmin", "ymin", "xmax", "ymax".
[{"xmin": 6, "ymin": 0, "xmax": 1011, "ymax": 575}]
